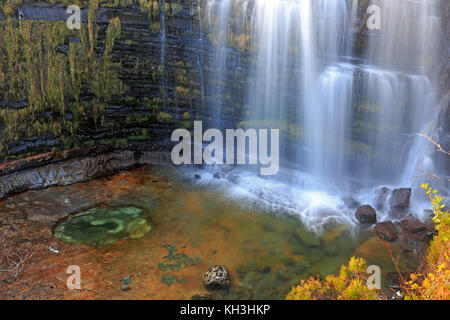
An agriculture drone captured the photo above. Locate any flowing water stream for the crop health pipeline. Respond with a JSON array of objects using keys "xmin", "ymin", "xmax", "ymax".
[{"xmin": 202, "ymin": 0, "xmax": 445, "ymax": 230}]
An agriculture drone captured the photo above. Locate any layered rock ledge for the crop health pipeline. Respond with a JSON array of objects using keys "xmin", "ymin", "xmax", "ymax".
[{"xmin": 0, "ymin": 149, "xmax": 172, "ymax": 201}]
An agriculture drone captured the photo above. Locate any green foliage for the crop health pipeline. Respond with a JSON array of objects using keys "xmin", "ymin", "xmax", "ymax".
[
  {"xmin": 422, "ymin": 183, "xmax": 449, "ymax": 235},
  {"xmin": 286, "ymin": 257, "xmax": 382, "ymax": 300},
  {"xmin": 156, "ymin": 111, "xmax": 173, "ymax": 123},
  {"xmin": 403, "ymin": 185, "xmax": 449, "ymax": 300}
]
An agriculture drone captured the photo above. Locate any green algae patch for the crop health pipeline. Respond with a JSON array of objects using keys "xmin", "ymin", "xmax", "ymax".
[
  {"xmin": 158, "ymin": 244, "xmax": 202, "ymax": 272},
  {"xmin": 54, "ymin": 206, "xmax": 152, "ymax": 246}
]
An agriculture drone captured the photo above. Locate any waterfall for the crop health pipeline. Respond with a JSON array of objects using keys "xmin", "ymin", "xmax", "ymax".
[
  {"xmin": 206, "ymin": 0, "xmax": 232, "ymax": 127},
  {"xmin": 248, "ymin": 0, "xmax": 315, "ymax": 138},
  {"xmin": 201, "ymin": 0, "xmax": 444, "ymax": 228},
  {"xmin": 307, "ymin": 63, "xmax": 354, "ymax": 179},
  {"xmin": 159, "ymin": 0, "xmax": 167, "ymax": 108}
]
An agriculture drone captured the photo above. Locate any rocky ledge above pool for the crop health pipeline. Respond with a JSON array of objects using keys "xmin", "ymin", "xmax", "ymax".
[{"xmin": 0, "ymin": 149, "xmax": 172, "ymax": 203}]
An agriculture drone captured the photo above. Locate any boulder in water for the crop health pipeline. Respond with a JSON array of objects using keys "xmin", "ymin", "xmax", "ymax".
[
  {"xmin": 355, "ymin": 205, "xmax": 377, "ymax": 224},
  {"xmin": 390, "ymin": 188, "xmax": 411, "ymax": 209},
  {"xmin": 375, "ymin": 221, "xmax": 399, "ymax": 241},
  {"xmin": 203, "ymin": 265, "xmax": 231, "ymax": 290}
]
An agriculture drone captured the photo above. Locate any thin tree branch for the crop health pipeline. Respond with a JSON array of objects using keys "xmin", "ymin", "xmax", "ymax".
[{"xmin": 417, "ymin": 132, "xmax": 450, "ymax": 155}]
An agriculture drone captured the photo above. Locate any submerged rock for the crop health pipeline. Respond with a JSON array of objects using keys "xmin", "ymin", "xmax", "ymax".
[
  {"xmin": 191, "ymin": 292, "xmax": 214, "ymax": 300},
  {"xmin": 289, "ymin": 229, "xmax": 321, "ymax": 248},
  {"xmin": 121, "ymin": 285, "xmax": 131, "ymax": 291},
  {"xmin": 54, "ymin": 206, "xmax": 152, "ymax": 246},
  {"xmin": 203, "ymin": 265, "xmax": 231, "ymax": 290},
  {"xmin": 375, "ymin": 221, "xmax": 399, "ymax": 241},
  {"xmin": 354, "ymin": 237, "xmax": 398, "ymax": 266},
  {"xmin": 355, "ymin": 205, "xmax": 377, "ymax": 224}
]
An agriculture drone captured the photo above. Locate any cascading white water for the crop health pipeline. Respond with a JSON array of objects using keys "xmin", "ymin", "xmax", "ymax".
[
  {"xmin": 248, "ymin": 0, "xmax": 315, "ymax": 133},
  {"xmin": 206, "ymin": 0, "xmax": 232, "ymax": 127},
  {"xmin": 365, "ymin": 0, "xmax": 441, "ymax": 74},
  {"xmin": 307, "ymin": 63, "xmax": 354, "ymax": 179},
  {"xmin": 202, "ymin": 0, "xmax": 445, "ymax": 229},
  {"xmin": 361, "ymin": 0, "xmax": 441, "ymax": 184}
]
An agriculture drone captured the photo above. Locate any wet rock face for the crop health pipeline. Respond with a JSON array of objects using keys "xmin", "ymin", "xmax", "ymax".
[
  {"xmin": 54, "ymin": 206, "xmax": 152, "ymax": 246},
  {"xmin": 375, "ymin": 221, "xmax": 399, "ymax": 242},
  {"xmin": 0, "ymin": 149, "xmax": 174, "ymax": 202},
  {"xmin": 203, "ymin": 265, "xmax": 231, "ymax": 290},
  {"xmin": 355, "ymin": 205, "xmax": 377, "ymax": 224},
  {"xmin": 401, "ymin": 219, "xmax": 428, "ymax": 233},
  {"xmin": 0, "ymin": 151, "xmax": 137, "ymax": 201},
  {"xmin": 398, "ymin": 219, "xmax": 435, "ymax": 258},
  {"xmin": 390, "ymin": 188, "xmax": 411, "ymax": 209}
]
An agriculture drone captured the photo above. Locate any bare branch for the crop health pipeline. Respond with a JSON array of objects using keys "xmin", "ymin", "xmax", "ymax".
[
  {"xmin": 414, "ymin": 132, "xmax": 450, "ymax": 182},
  {"xmin": 417, "ymin": 132, "xmax": 450, "ymax": 156},
  {"xmin": 415, "ymin": 163, "xmax": 450, "ymax": 182}
]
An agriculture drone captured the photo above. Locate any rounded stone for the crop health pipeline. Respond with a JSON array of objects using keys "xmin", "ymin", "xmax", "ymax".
[
  {"xmin": 355, "ymin": 205, "xmax": 377, "ymax": 224},
  {"xmin": 203, "ymin": 265, "xmax": 231, "ymax": 290}
]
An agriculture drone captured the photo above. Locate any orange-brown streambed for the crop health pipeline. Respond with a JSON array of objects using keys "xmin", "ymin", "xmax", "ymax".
[{"xmin": 0, "ymin": 165, "xmax": 419, "ymax": 299}]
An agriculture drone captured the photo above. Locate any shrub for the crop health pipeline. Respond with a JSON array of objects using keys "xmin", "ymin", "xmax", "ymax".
[
  {"xmin": 286, "ymin": 257, "xmax": 382, "ymax": 300},
  {"xmin": 403, "ymin": 184, "xmax": 449, "ymax": 300}
]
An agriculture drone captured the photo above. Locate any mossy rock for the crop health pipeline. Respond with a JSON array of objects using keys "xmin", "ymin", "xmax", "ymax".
[{"xmin": 54, "ymin": 206, "xmax": 152, "ymax": 246}]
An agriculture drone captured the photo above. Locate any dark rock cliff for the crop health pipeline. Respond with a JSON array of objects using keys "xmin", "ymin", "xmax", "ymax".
[
  {"xmin": 0, "ymin": 0, "xmax": 248, "ymax": 163},
  {"xmin": 0, "ymin": 0, "xmax": 248, "ymax": 199}
]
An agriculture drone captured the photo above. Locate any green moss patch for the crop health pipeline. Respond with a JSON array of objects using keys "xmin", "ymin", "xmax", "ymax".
[{"xmin": 54, "ymin": 206, "xmax": 152, "ymax": 246}]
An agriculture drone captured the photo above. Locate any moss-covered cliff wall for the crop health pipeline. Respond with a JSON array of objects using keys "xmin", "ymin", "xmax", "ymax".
[{"xmin": 0, "ymin": 0, "xmax": 249, "ymax": 164}]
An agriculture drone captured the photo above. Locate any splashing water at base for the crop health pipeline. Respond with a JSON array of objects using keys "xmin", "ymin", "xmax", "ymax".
[{"xmin": 203, "ymin": 0, "xmax": 445, "ymax": 227}]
